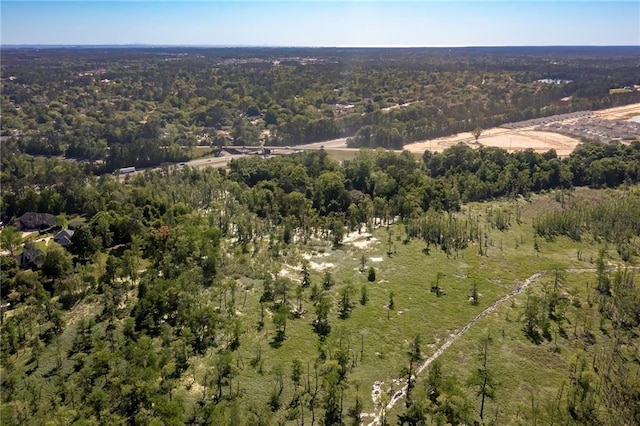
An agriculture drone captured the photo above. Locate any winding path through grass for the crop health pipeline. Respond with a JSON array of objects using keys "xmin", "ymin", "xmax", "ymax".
[
  {"xmin": 365, "ymin": 271, "xmax": 546, "ymax": 425},
  {"xmin": 365, "ymin": 265, "xmax": 640, "ymax": 424}
]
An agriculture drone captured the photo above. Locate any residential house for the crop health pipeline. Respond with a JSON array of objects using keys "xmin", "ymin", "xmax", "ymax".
[
  {"xmin": 15, "ymin": 248, "xmax": 43, "ymax": 270},
  {"xmin": 68, "ymin": 220, "xmax": 84, "ymax": 230},
  {"xmin": 53, "ymin": 229, "xmax": 75, "ymax": 247},
  {"xmin": 14, "ymin": 212, "xmax": 56, "ymax": 231}
]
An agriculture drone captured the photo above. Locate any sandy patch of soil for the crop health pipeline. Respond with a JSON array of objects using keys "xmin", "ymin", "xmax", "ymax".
[
  {"xmin": 309, "ymin": 261, "xmax": 334, "ymax": 271},
  {"xmin": 278, "ymin": 265, "xmax": 299, "ymax": 280},
  {"xmin": 404, "ymin": 128, "xmax": 580, "ymax": 156},
  {"xmin": 343, "ymin": 230, "xmax": 379, "ymax": 250},
  {"xmin": 302, "ymin": 252, "xmax": 330, "ymax": 260},
  {"xmin": 343, "ymin": 230, "xmax": 371, "ymax": 243},
  {"xmin": 477, "ymin": 131, "xmax": 579, "ymax": 155},
  {"xmin": 404, "ymin": 103, "xmax": 640, "ymax": 156},
  {"xmin": 21, "ymin": 230, "xmax": 37, "ymax": 239},
  {"xmin": 371, "ymin": 381, "xmax": 384, "ymax": 405},
  {"xmin": 595, "ymin": 103, "xmax": 640, "ymax": 120}
]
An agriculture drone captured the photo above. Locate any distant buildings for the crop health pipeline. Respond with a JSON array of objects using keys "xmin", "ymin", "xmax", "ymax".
[
  {"xmin": 537, "ymin": 79, "xmax": 573, "ymax": 84},
  {"xmin": 537, "ymin": 117, "xmax": 640, "ymax": 143},
  {"xmin": 501, "ymin": 111, "xmax": 594, "ymax": 130}
]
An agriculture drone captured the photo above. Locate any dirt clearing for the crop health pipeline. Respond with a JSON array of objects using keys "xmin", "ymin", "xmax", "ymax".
[
  {"xmin": 404, "ymin": 103, "xmax": 640, "ymax": 156},
  {"xmin": 595, "ymin": 103, "xmax": 640, "ymax": 120},
  {"xmin": 404, "ymin": 128, "xmax": 580, "ymax": 156},
  {"xmin": 343, "ymin": 230, "xmax": 379, "ymax": 250}
]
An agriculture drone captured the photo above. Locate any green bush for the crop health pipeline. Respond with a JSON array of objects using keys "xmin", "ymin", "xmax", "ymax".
[{"xmin": 367, "ymin": 266, "xmax": 376, "ymax": 282}]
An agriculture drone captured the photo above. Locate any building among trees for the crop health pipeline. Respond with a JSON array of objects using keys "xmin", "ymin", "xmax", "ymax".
[
  {"xmin": 53, "ymin": 229, "xmax": 75, "ymax": 247},
  {"xmin": 14, "ymin": 212, "xmax": 55, "ymax": 231}
]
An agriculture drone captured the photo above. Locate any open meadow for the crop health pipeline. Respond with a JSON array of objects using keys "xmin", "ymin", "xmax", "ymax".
[
  {"xmin": 59, "ymin": 186, "xmax": 638, "ymax": 425},
  {"xmin": 178, "ymin": 187, "xmax": 640, "ymax": 424}
]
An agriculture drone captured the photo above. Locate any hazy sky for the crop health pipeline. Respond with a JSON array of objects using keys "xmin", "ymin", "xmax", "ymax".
[{"xmin": 1, "ymin": 1, "xmax": 639, "ymax": 46}]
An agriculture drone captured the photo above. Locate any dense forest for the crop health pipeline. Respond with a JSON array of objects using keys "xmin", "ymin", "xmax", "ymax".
[{"xmin": 2, "ymin": 47, "xmax": 640, "ymax": 169}]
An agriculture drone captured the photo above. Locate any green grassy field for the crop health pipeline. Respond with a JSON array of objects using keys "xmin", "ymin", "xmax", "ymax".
[{"xmin": 174, "ymin": 187, "xmax": 638, "ymax": 423}]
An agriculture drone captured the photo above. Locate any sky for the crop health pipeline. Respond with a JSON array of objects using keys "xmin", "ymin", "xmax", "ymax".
[{"xmin": 1, "ymin": 1, "xmax": 639, "ymax": 47}]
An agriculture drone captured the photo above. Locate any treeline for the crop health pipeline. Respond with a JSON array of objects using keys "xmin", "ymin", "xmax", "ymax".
[
  {"xmin": 3, "ymin": 140, "xmax": 640, "ymax": 225},
  {"xmin": 423, "ymin": 140, "xmax": 640, "ymax": 201},
  {"xmin": 535, "ymin": 192, "xmax": 640, "ymax": 260}
]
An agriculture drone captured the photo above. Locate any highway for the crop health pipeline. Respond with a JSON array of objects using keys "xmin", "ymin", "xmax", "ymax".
[{"xmin": 112, "ymin": 137, "xmax": 350, "ymax": 181}]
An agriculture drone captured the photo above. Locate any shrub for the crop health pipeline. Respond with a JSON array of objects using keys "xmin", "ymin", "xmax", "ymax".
[{"xmin": 367, "ymin": 267, "xmax": 376, "ymax": 282}]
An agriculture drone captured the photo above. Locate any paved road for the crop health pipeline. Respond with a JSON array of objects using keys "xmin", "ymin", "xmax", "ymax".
[
  {"xmin": 112, "ymin": 137, "xmax": 351, "ymax": 181},
  {"xmin": 185, "ymin": 136, "xmax": 350, "ymax": 168},
  {"xmin": 221, "ymin": 137, "xmax": 349, "ymax": 151},
  {"xmin": 294, "ymin": 137, "xmax": 349, "ymax": 149},
  {"xmin": 184, "ymin": 154, "xmax": 247, "ymax": 169}
]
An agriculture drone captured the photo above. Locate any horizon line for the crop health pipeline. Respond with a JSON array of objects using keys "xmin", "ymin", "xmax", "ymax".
[{"xmin": 2, "ymin": 43, "xmax": 640, "ymax": 49}]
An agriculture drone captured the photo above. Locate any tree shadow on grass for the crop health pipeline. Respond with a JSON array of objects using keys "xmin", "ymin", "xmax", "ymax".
[
  {"xmin": 269, "ymin": 331, "xmax": 286, "ymax": 348},
  {"xmin": 523, "ymin": 327, "xmax": 543, "ymax": 345}
]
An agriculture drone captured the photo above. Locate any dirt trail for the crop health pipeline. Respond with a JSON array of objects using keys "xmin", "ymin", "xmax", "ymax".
[
  {"xmin": 365, "ymin": 271, "xmax": 545, "ymax": 425},
  {"xmin": 364, "ymin": 265, "xmax": 640, "ymax": 424}
]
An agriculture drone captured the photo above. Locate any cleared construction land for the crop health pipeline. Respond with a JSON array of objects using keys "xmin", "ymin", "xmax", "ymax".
[
  {"xmin": 404, "ymin": 128, "xmax": 581, "ymax": 156},
  {"xmin": 404, "ymin": 103, "xmax": 640, "ymax": 156},
  {"xmin": 595, "ymin": 103, "xmax": 640, "ymax": 119}
]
